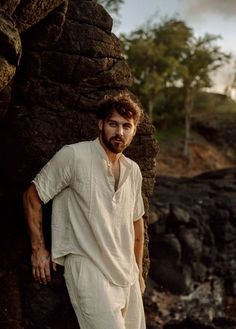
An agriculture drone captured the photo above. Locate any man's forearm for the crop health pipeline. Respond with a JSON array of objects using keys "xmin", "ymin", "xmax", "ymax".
[
  {"xmin": 23, "ymin": 184, "xmax": 45, "ymax": 250},
  {"xmin": 134, "ymin": 218, "xmax": 145, "ymax": 294},
  {"xmin": 23, "ymin": 184, "xmax": 54, "ymax": 284},
  {"xmin": 134, "ymin": 218, "xmax": 144, "ymax": 273}
]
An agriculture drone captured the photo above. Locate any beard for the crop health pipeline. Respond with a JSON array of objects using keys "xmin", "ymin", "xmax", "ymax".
[{"xmin": 101, "ymin": 129, "xmax": 127, "ymax": 154}]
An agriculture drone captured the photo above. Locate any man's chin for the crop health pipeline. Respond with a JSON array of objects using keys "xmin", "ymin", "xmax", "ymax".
[
  {"xmin": 109, "ymin": 143, "xmax": 126, "ymax": 154},
  {"xmin": 110, "ymin": 147, "xmax": 123, "ymax": 154}
]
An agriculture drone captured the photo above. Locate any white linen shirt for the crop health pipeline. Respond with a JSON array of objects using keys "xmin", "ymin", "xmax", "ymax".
[{"xmin": 32, "ymin": 138, "xmax": 145, "ymax": 287}]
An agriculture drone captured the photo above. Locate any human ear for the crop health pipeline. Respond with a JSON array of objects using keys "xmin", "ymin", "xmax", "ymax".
[{"xmin": 98, "ymin": 120, "xmax": 103, "ymax": 132}]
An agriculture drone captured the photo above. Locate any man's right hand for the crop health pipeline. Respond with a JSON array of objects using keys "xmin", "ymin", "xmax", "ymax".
[
  {"xmin": 31, "ymin": 247, "xmax": 57, "ymax": 284},
  {"xmin": 23, "ymin": 184, "xmax": 57, "ymax": 285}
]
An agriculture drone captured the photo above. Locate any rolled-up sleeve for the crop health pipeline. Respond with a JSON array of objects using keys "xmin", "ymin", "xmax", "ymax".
[{"xmin": 32, "ymin": 146, "xmax": 74, "ymax": 204}]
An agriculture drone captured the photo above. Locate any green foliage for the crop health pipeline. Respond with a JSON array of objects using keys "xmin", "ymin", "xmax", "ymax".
[
  {"xmin": 155, "ymin": 126, "xmax": 184, "ymax": 141},
  {"xmin": 179, "ymin": 33, "xmax": 230, "ymax": 91},
  {"xmin": 121, "ymin": 29, "xmax": 162, "ymax": 102},
  {"xmin": 194, "ymin": 92, "xmax": 236, "ymax": 113},
  {"xmin": 151, "ymin": 87, "xmax": 185, "ymax": 128},
  {"xmin": 121, "ymin": 18, "xmax": 230, "ymax": 120},
  {"xmin": 121, "ymin": 17, "xmax": 231, "ymax": 155}
]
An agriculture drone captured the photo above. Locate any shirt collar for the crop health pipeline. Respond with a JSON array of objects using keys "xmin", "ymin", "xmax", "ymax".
[{"xmin": 93, "ymin": 138, "xmax": 132, "ymax": 168}]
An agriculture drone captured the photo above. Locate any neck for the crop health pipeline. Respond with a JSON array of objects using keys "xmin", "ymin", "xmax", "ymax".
[{"xmin": 99, "ymin": 136, "xmax": 122, "ymax": 164}]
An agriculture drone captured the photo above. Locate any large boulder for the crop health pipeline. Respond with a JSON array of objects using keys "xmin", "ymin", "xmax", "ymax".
[
  {"xmin": 149, "ymin": 168, "xmax": 236, "ymax": 294},
  {"xmin": 0, "ymin": 1, "xmax": 158, "ymax": 328},
  {"xmin": 147, "ymin": 168, "xmax": 236, "ymax": 326}
]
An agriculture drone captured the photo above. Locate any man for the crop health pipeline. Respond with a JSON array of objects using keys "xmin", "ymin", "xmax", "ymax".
[{"xmin": 23, "ymin": 93, "xmax": 146, "ymax": 329}]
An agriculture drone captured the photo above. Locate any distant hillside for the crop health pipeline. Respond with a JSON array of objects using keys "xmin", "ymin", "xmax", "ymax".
[
  {"xmin": 152, "ymin": 89, "xmax": 236, "ymax": 130},
  {"xmin": 193, "ymin": 91, "xmax": 236, "ymax": 114},
  {"xmin": 156, "ymin": 108, "xmax": 236, "ymax": 177}
]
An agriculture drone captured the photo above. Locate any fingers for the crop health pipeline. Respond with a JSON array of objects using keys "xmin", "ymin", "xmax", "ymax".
[
  {"xmin": 33, "ymin": 262, "xmax": 51, "ymax": 284},
  {"xmin": 31, "ymin": 254, "xmax": 52, "ymax": 285},
  {"xmin": 52, "ymin": 261, "xmax": 57, "ymax": 272},
  {"xmin": 43, "ymin": 261, "xmax": 51, "ymax": 284}
]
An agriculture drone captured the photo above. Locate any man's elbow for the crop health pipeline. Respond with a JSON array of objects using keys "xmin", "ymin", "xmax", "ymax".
[{"xmin": 23, "ymin": 184, "xmax": 42, "ymax": 211}]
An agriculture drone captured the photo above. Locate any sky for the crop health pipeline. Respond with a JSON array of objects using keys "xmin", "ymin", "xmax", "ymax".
[{"xmin": 113, "ymin": 0, "xmax": 236, "ymax": 97}]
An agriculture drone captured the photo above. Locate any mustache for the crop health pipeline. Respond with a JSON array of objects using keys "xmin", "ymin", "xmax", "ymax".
[{"xmin": 110, "ymin": 135, "xmax": 125, "ymax": 143}]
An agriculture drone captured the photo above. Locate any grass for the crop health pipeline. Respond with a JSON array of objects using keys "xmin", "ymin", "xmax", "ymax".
[{"xmin": 155, "ymin": 126, "xmax": 184, "ymax": 141}]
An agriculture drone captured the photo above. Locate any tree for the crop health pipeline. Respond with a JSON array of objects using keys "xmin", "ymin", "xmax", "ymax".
[
  {"xmin": 121, "ymin": 29, "xmax": 163, "ymax": 119},
  {"xmin": 121, "ymin": 20, "xmax": 193, "ymax": 121},
  {"xmin": 151, "ymin": 19, "xmax": 193, "ymax": 124},
  {"xmin": 176, "ymin": 33, "xmax": 230, "ymax": 155},
  {"xmin": 122, "ymin": 18, "xmax": 230, "ymax": 156}
]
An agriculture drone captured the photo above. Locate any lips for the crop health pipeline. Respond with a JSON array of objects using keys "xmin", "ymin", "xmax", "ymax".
[{"xmin": 112, "ymin": 136, "xmax": 124, "ymax": 143}]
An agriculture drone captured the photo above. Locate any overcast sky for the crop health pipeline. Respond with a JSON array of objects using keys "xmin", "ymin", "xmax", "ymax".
[{"xmin": 113, "ymin": 0, "xmax": 236, "ymax": 96}]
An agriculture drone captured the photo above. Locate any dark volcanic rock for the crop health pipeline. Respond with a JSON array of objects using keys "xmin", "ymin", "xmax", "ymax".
[
  {"xmin": 163, "ymin": 317, "xmax": 236, "ymax": 329},
  {"xmin": 146, "ymin": 168, "xmax": 236, "ymax": 327},
  {"xmin": 0, "ymin": 10, "xmax": 21, "ymax": 95},
  {"xmin": 149, "ymin": 168, "xmax": 236, "ymax": 294}
]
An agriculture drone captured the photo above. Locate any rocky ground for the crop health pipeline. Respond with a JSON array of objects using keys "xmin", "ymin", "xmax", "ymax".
[{"xmin": 145, "ymin": 125, "xmax": 236, "ymax": 329}]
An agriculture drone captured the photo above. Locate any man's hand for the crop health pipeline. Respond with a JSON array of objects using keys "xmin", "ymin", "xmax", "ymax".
[
  {"xmin": 31, "ymin": 247, "xmax": 57, "ymax": 284},
  {"xmin": 23, "ymin": 184, "xmax": 57, "ymax": 285}
]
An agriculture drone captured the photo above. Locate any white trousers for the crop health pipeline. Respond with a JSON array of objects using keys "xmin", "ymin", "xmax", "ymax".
[{"xmin": 64, "ymin": 254, "xmax": 146, "ymax": 329}]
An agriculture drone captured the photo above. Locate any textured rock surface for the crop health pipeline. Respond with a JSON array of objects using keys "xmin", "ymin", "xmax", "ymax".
[
  {"xmin": 149, "ymin": 168, "xmax": 236, "ymax": 294},
  {"xmin": 162, "ymin": 317, "xmax": 236, "ymax": 329},
  {"xmin": 0, "ymin": 11, "xmax": 21, "ymax": 94},
  {"xmin": 0, "ymin": 1, "xmax": 158, "ymax": 328},
  {"xmin": 147, "ymin": 168, "xmax": 236, "ymax": 327}
]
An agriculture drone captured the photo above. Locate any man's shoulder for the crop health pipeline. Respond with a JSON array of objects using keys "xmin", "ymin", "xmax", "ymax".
[
  {"xmin": 123, "ymin": 155, "xmax": 141, "ymax": 173},
  {"xmin": 56, "ymin": 141, "xmax": 93, "ymax": 164},
  {"xmin": 66, "ymin": 140, "xmax": 93, "ymax": 153}
]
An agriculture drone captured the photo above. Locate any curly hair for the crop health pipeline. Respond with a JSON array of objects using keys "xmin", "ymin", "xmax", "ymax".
[{"xmin": 96, "ymin": 93, "xmax": 144, "ymax": 126}]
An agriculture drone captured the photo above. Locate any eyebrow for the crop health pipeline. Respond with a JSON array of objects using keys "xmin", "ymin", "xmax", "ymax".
[{"xmin": 108, "ymin": 119, "xmax": 132, "ymax": 126}]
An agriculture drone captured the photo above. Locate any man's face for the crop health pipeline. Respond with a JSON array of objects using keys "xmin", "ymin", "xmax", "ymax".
[{"xmin": 98, "ymin": 110, "xmax": 136, "ymax": 154}]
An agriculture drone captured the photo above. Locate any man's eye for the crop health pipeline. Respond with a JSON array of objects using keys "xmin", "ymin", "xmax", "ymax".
[
  {"xmin": 109, "ymin": 122, "xmax": 117, "ymax": 127},
  {"xmin": 124, "ymin": 125, "xmax": 131, "ymax": 130}
]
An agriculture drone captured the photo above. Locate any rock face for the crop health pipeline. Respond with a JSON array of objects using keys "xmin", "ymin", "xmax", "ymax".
[
  {"xmin": 0, "ymin": 1, "xmax": 158, "ymax": 328},
  {"xmin": 148, "ymin": 168, "xmax": 236, "ymax": 324}
]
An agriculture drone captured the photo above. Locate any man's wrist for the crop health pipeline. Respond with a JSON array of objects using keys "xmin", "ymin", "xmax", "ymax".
[
  {"xmin": 32, "ymin": 243, "xmax": 46, "ymax": 252},
  {"xmin": 138, "ymin": 266, "xmax": 143, "ymax": 276}
]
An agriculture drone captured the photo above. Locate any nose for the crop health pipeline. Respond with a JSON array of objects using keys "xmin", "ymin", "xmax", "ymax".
[{"xmin": 116, "ymin": 125, "xmax": 124, "ymax": 136}]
